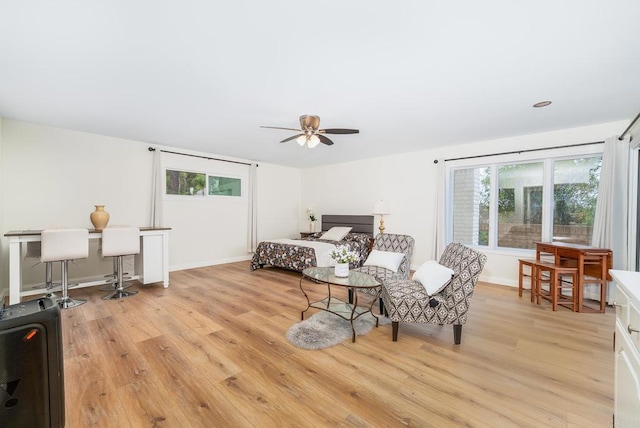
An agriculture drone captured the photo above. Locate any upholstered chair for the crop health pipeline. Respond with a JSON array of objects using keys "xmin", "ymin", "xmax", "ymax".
[
  {"xmin": 382, "ymin": 243, "xmax": 486, "ymax": 344},
  {"xmin": 352, "ymin": 233, "xmax": 415, "ymax": 313}
]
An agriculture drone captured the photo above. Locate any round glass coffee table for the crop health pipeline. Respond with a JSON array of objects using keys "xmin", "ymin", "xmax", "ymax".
[{"xmin": 300, "ymin": 267, "xmax": 382, "ymax": 342}]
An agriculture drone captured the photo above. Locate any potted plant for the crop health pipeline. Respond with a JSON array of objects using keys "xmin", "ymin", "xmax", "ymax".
[
  {"xmin": 307, "ymin": 209, "xmax": 317, "ymax": 232},
  {"xmin": 329, "ymin": 245, "xmax": 359, "ymax": 277}
]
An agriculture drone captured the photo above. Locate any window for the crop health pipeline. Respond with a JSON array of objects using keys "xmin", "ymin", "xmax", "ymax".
[
  {"xmin": 166, "ymin": 170, "xmax": 242, "ymax": 198},
  {"xmin": 498, "ymin": 162, "xmax": 544, "ymax": 249},
  {"xmin": 448, "ymin": 154, "xmax": 601, "ymax": 250},
  {"xmin": 208, "ymin": 176, "xmax": 241, "ymax": 197},
  {"xmin": 166, "ymin": 170, "xmax": 206, "ymax": 196},
  {"xmin": 552, "ymin": 157, "xmax": 601, "ymax": 245}
]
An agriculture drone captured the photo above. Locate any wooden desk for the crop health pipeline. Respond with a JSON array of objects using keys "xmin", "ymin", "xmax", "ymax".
[
  {"xmin": 535, "ymin": 242, "xmax": 612, "ymax": 313},
  {"xmin": 4, "ymin": 227, "xmax": 171, "ymax": 305}
]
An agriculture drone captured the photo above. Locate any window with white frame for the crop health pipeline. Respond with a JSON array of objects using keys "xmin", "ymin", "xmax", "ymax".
[
  {"xmin": 448, "ymin": 152, "xmax": 602, "ymax": 250},
  {"xmin": 208, "ymin": 175, "xmax": 241, "ymax": 197},
  {"xmin": 166, "ymin": 169, "xmax": 207, "ymax": 196},
  {"xmin": 165, "ymin": 169, "xmax": 242, "ymax": 198}
]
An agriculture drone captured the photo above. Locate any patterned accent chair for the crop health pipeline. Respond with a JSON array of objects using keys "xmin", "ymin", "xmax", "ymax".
[
  {"xmin": 382, "ymin": 243, "xmax": 486, "ymax": 344},
  {"xmin": 352, "ymin": 233, "xmax": 415, "ymax": 313}
]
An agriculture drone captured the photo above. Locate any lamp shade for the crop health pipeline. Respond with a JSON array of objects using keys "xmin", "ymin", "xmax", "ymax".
[
  {"xmin": 307, "ymin": 135, "xmax": 321, "ymax": 148},
  {"xmin": 372, "ymin": 199, "xmax": 389, "ymax": 215}
]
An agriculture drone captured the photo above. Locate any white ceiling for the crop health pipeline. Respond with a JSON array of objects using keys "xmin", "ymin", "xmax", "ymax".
[{"xmin": 1, "ymin": 1, "xmax": 639, "ymax": 168}]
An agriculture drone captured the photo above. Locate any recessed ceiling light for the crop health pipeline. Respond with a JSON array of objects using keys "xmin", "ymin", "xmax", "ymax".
[{"xmin": 533, "ymin": 101, "xmax": 552, "ymax": 108}]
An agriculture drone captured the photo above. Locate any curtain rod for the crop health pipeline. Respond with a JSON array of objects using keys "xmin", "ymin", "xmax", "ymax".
[
  {"xmin": 434, "ymin": 140, "xmax": 604, "ymax": 163},
  {"xmin": 619, "ymin": 111, "xmax": 640, "ymax": 141},
  {"xmin": 148, "ymin": 147, "xmax": 257, "ymax": 167}
]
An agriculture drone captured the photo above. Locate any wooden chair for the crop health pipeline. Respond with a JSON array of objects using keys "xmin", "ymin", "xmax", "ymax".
[
  {"xmin": 518, "ymin": 258, "xmax": 538, "ymax": 302},
  {"xmin": 536, "ymin": 261, "xmax": 578, "ymax": 311}
]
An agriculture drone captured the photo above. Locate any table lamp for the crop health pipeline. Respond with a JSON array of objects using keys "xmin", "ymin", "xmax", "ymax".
[{"xmin": 372, "ymin": 199, "xmax": 389, "ymax": 234}]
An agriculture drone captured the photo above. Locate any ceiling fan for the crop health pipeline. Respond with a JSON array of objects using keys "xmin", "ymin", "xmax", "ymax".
[{"xmin": 261, "ymin": 115, "xmax": 359, "ymax": 148}]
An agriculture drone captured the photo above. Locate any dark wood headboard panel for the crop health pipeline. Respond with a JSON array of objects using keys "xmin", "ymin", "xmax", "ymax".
[{"xmin": 321, "ymin": 215, "xmax": 374, "ymax": 236}]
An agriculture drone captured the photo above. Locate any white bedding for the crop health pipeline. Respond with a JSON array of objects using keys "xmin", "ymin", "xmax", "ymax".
[{"xmin": 265, "ymin": 239, "xmax": 337, "ymax": 267}]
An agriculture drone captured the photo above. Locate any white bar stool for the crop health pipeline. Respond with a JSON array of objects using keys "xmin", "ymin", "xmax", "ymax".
[
  {"xmin": 101, "ymin": 227, "xmax": 140, "ymax": 300},
  {"xmin": 41, "ymin": 228, "xmax": 89, "ymax": 309}
]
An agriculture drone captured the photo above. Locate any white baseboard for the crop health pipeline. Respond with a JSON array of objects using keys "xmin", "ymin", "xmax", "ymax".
[
  {"xmin": 169, "ymin": 255, "xmax": 253, "ymax": 272},
  {"xmin": 480, "ymin": 274, "xmax": 518, "ymax": 288}
]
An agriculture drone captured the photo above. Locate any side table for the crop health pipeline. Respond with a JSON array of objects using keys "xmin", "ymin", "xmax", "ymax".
[{"xmin": 300, "ymin": 267, "xmax": 381, "ymax": 342}]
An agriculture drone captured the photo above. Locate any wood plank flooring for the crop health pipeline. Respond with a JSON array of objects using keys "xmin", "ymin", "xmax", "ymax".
[{"xmin": 58, "ymin": 261, "xmax": 615, "ymax": 427}]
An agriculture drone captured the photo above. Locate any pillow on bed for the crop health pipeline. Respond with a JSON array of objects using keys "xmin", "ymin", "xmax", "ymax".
[
  {"xmin": 363, "ymin": 249, "xmax": 405, "ymax": 273},
  {"xmin": 412, "ymin": 260, "xmax": 455, "ymax": 296},
  {"xmin": 320, "ymin": 226, "xmax": 353, "ymax": 241}
]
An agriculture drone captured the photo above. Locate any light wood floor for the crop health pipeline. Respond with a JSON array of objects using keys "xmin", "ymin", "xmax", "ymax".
[{"xmin": 58, "ymin": 261, "xmax": 614, "ymax": 427}]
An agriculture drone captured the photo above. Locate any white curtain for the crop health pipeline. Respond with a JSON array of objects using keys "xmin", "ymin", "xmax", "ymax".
[
  {"xmin": 247, "ymin": 163, "xmax": 258, "ymax": 252},
  {"xmin": 433, "ymin": 159, "xmax": 446, "ymax": 258},
  {"xmin": 591, "ymin": 135, "xmax": 630, "ymax": 299},
  {"xmin": 150, "ymin": 148, "xmax": 163, "ymax": 227}
]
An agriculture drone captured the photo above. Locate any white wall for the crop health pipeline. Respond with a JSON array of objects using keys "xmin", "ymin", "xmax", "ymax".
[
  {"xmin": 257, "ymin": 163, "xmax": 302, "ymax": 241},
  {"xmin": 160, "ymin": 153, "xmax": 301, "ymax": 270},
  {"xmin": 302, "ymin": 120, "xmax": 629, "ymax": 287},
  {"xmin": 161, "ymin": 151, "xmax": 251, "ymax": 270},
  {"xmin": 0, "ymin": 119, "xmax": 302, "ymax": 294}
]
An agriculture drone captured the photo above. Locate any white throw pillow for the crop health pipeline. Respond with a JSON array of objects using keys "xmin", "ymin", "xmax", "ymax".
[
  {"xmin": 413, "ymin": 260, "xmax": 455, "ymax": 296},
  {"xmin": 320, "ymin": 226, "xmax": 353, "ymax": 241},
  {"xmin": 363, "ymin": 249, "xmax": 405, "ymax": 273}
]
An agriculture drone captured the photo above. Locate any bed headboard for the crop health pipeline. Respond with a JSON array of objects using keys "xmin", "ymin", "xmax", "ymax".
[{"xmin": 321, "ymin": 215, "xmax": 374, "ymax": 236}]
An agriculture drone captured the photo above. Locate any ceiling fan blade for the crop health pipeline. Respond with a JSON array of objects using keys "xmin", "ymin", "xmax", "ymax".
[
  {"xmin": 260, "ymin": 126, "xmax": 303, "ymax": 132},
  {"xmin": 317, "ymin": 134, "xmax": 334, "ymax": 146},
  {"xmin": 280, "ymin": 134, "xmax": 303, "ymax": 143},
  {"xmin": 319, "ymin": 128, "xmax": 359, "ymax": 134}
]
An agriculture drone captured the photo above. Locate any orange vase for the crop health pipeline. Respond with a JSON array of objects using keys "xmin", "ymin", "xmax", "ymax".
[{"xmin": 90, "ymin": 205, "xmax": 110, "ymax": 231}]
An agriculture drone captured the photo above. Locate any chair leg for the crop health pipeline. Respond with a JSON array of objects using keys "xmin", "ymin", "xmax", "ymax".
[
  {"xmin": 44, "ymin": 261, "xmax": 56, "ymax": 298},
  {"xmin": 379, "ymin": 298, "xmax": 385, "ymax": 315},
  {"xmin": 58, "ymin": 260, "xmax": 86, "ymax": 309},
  {"xmin": 551, "ymin": 272, "xmax": 558, "ymax": 311},
  {"xmin": 103, "ymin": 256, "xmax": 138, "ymax": 300},
  {"xmin": 518, "ymin": 262, "xmax": 524, "ymax": 297},
  {"xmin": 453, "ymin": 325, "xmax": 462, "ymax": 345},
  {"xmin": 392, "ymin": 322, "xmax": 399, "ymax": 341}
]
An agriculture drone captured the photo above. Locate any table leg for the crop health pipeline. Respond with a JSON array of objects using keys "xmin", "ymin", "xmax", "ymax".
[
  {"xmin": 9, "ymin": 237, "xmax": 23, "ymax": 305},
  {"xmin": 351, "ymin": 288, "xmax": 358, "ymax": 342},
  {"xmin": 299, "ymin": 276, "xmax": 311, "ymax": 320}
]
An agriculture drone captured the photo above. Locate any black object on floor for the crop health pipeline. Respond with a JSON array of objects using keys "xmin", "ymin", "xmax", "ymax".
[{"xmin": 0, "ymin": 297, "xmax": 65, "ymax": 428}]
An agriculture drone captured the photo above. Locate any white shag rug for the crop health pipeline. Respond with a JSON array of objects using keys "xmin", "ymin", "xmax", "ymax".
[{"xmin": 286, "ymin": 310, "xmax": 390, "ymax": 349}]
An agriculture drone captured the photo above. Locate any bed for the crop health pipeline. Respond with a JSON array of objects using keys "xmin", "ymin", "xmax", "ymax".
[{"xmin": 250, "ymin": 215, "xmax": 374, "ymax": 272}]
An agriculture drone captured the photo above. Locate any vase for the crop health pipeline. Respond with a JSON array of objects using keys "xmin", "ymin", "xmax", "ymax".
[
  {"xmin": 334, "ymin": 263, "xmax": 349, "ymax": 278},
  {"xmin": 309, "ymin": 222, "xmax": 316, "ymax": 232},
  {"xmin": 90, "ymin": 205, "xmax": 110, "ymax": 231}
]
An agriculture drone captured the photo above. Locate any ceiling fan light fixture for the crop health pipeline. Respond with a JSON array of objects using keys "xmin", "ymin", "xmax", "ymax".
[
  {"xmin": 307, "ymin": 135, "xmax": 321, "ymax": 148},
  {"xmin": 262, "ymin": 114, "xmax": 358, "ymax": 148}
]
